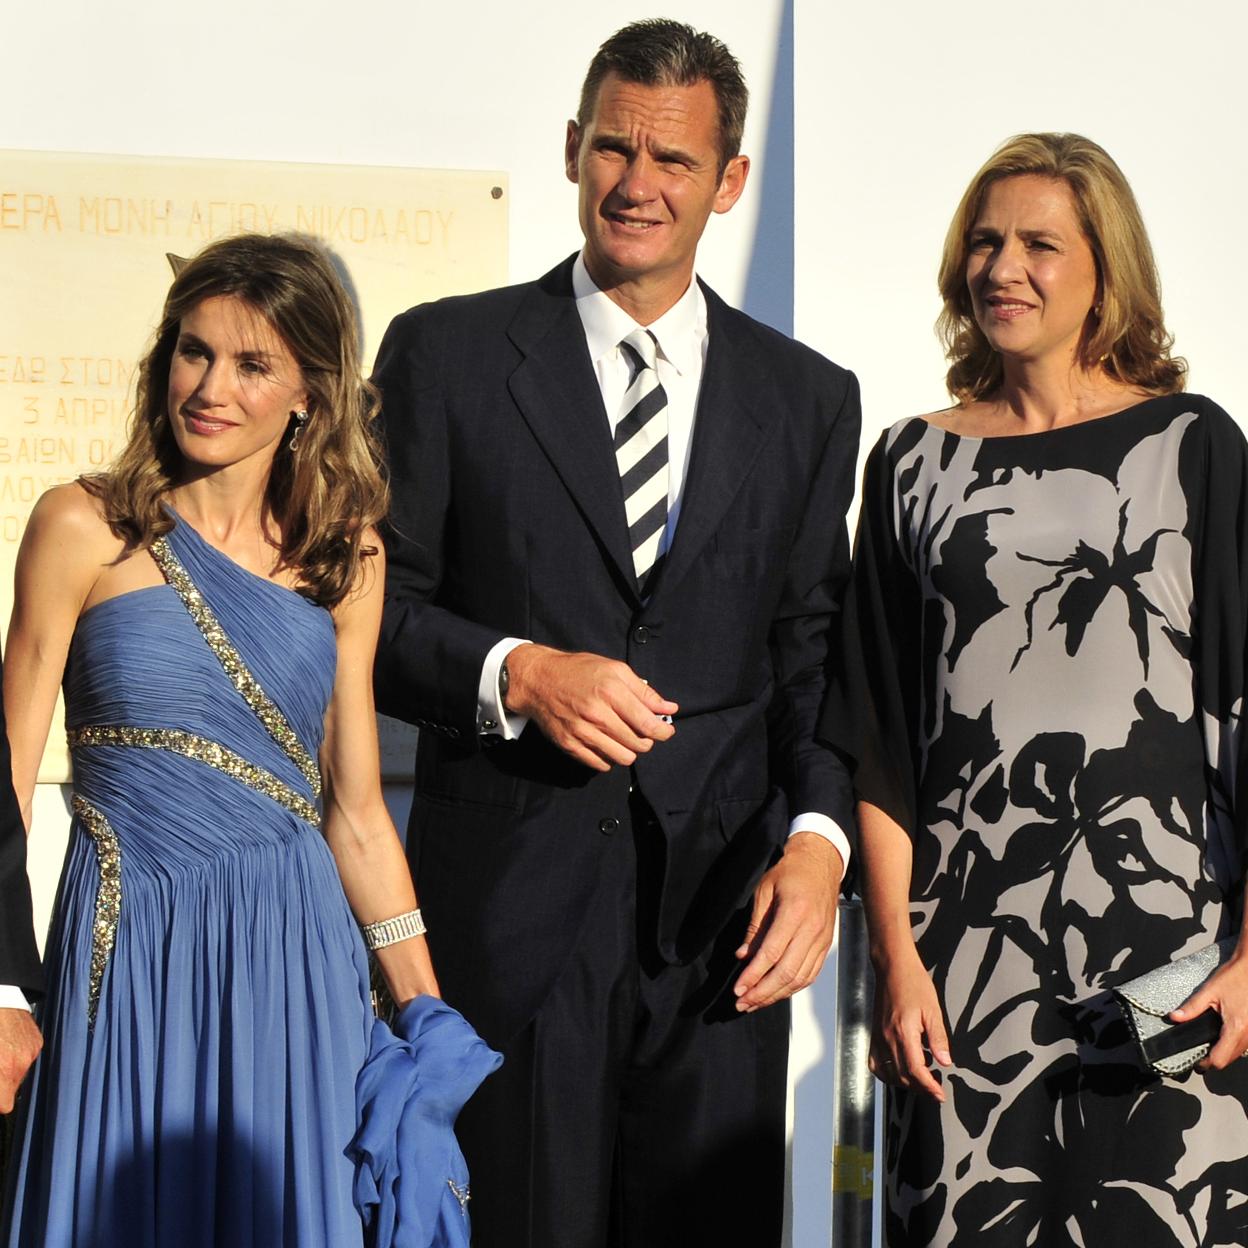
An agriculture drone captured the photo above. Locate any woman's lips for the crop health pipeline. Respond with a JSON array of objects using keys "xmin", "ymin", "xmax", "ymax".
[
  {"xmin": 183, "ymin": 411, "xmax": 237, "ymax": 435},
  {"xmin": 985, "ymin": 298, "xmax": 1034, "ymax": 320}
]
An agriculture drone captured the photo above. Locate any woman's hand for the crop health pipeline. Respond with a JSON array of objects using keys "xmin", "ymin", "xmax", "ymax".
[
  {"xmin": 857, "ymin": 800, "xmax": 952, "ymax": 1102},
  {"xmin": 1170, "ymin": 949, "xmax": 1248, "ymax": 1073},
  {"xmin": 375, "ymin": 940, "xmax": 441, "ymax": 1008},
  {"xmin": 869, "ymin": 946, "xmax": 952, "ymax": 1101}
]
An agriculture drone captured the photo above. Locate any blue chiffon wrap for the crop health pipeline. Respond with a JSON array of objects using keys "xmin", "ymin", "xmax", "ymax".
[{"xmin": 351, "ymin": 996, "xmax": 503, "ymax": 1247}]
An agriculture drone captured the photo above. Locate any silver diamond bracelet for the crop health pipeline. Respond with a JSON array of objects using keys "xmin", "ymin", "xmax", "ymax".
[{"xmin": 361, "ymin": 908, "xmax": 427, "ymax": 950}]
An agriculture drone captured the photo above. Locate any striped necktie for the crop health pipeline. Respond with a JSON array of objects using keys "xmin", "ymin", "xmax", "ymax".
[{"xmin": 614, "ymin": 329, "xmax": 669, "ymax": 590}]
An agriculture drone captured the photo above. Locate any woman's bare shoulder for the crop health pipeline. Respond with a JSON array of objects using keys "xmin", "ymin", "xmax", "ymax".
[
  {"xmin": 21, "ymin": 481, "xmax": 130, "ymax": 581},
  {"xmin": 28, "ymin": 479, "xmax": 101, "ymax": 532},
  {"xmin": 331, "ymin": 526, "xmax": 386, "ymax": 627}
]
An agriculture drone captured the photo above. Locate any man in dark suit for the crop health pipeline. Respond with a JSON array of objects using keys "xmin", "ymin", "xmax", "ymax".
[
  {"xmin": 0, "ymin": 655, "xmax": 42, "ymax": 1118},
  {"xmin": 373, "ymin": 19, "xmax": 859, "ymax": 1246}
]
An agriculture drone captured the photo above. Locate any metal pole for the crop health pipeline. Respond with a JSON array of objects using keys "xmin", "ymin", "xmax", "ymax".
[{"xmin": 831, "ymin": 897, "xmax": 875, "ymax": 1247}]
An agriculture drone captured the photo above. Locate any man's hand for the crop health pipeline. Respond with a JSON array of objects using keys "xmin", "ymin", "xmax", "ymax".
[
  {"xmin": 504, "ymin": 643, "xmax": 677, "ymax": 771},
  {"xmin": 0, "ymin": 1007, "xmax": 41, "ymax": 1113},
  {"xmin": 733, "ymin": 832, "xmax": 843, "ymax": 1011}
]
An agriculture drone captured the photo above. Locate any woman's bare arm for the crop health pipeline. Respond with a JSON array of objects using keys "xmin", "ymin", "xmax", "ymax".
[
  {"xmin": 4, "ymin": 484, "xmax": 116, "ymax": 825},
  {"xmin": 859, "ymin": 799, "xmax": 951, "ymax": 1101},
  {"xmin": 320, "ymin": 534, "xmax": 439, "ymax": 1006}
]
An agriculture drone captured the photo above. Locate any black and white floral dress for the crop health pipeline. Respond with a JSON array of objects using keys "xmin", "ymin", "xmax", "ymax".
[{"xmin": 830, "ymin": 395, "xmax": 1248, "ymax": 1246}]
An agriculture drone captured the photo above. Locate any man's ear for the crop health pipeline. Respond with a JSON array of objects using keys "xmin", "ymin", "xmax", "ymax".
[
  {"xmin": 565, "ymin": 121, "xmax": 582, "ymax": 184},
  {"xmin": 713, "ymin": 154, "xmax": 750, "ymax": 215}
]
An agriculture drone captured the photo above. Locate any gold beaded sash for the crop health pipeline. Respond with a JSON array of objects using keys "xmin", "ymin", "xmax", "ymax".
[
  {"xmin": 67, "ymin": 726, "xmax": 321, "ymax": 828},
  {"xmin": 68, "ymin": 728, "xmax": 319, "ymax": 1028},
  {"xmin": 71, "ymin": 795, "xmax": 120, "ymax": 1030},
  {"xmin": 149, "ymin": 535, "xmax": 322, "ymax": 800},
  {"xmin": 67, "ymin": 531, "xmax": 325, "ymax": 1028}
]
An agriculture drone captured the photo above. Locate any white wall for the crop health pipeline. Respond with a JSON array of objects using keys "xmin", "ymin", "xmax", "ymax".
[
  {"xmin": 2, "ymin": 1, "xmax": 784, "ymax": 304},
  {"xmin": 795, "ymin": 0, "xmax": 1248, "ymax": 454},
  {"xmin": 6, "ymin": 3, "xmax": 1248, "ymax": 1244}
]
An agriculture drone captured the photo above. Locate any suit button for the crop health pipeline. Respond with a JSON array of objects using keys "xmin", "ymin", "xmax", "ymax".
[
  {"xmin": 598, "ymin": 817, "xmax": 620, "ymax": 835},
  {"xmin": 632, "ymin": 625, "xmax": 650, "ymax": 644}
]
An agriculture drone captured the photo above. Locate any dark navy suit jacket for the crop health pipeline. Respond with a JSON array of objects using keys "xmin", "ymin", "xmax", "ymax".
[
  {"xmin": 0, "ymin": 652, "xmax": 41, "ymax": 999},
  {"xmin": 373, "ymin": 256, "xmax": 860, "ymax": 1045}
]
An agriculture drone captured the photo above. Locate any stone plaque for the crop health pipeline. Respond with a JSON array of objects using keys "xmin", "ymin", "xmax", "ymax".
[{"xmin": 1, "ymin": 150, "xmax": 508, "ymax": 781}]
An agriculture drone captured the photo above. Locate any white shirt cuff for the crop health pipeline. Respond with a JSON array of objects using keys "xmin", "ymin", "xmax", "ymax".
[
  {"xmin": 788, "ymin": 812, "xmax": 851, "ymax": 872},
  {"xmin": 0, "ymin": 984, "xmax": 30, "ymax": 1011},
  {"xmin": 477, "ymin": 637, "xmax": 532, "ymax": 740}
]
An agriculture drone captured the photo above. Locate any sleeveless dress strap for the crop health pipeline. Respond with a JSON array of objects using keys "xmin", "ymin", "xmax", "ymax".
[{"xmin": 149, "ymin": 534, "xmax": 322, "ymax": 799}]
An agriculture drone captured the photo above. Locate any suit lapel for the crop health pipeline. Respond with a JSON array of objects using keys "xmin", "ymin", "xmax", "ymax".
[
  {"xmin": 506, "ymin": 259, "xmax": 639, "ymax": 599},
  {"xmin": 657, "ymin": 286, "xmax": 782, "ymax": 598}
]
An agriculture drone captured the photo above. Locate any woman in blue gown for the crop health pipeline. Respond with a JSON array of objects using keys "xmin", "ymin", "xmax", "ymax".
[{"xmin": 0, "ymin": 234, "xmax": 498, "ymax": 1247}]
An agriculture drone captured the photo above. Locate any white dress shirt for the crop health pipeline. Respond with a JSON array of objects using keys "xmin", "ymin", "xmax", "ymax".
[
  {"xmin": 475, "ymin": 254, "xmax": 850, "ymax": 870},
  {"xmin": 0, "ymin": 984, "xmax": 29, "ymax": 1010}
]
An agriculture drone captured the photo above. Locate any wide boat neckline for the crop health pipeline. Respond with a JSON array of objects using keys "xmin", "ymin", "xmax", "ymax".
[{"xmin": 914, "ymin": 394, "xmax": 1175, "ymax": 444}]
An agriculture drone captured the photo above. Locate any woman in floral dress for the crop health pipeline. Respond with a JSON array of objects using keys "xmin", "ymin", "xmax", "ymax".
[{"xmin": 829, "ymin": 133, "xmax": 1248, "ymax": 1247}]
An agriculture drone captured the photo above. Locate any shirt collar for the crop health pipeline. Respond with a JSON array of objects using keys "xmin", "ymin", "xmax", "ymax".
[{"xmin": 572, "ymin": 251, "xmax": 705, "ymax": 377}]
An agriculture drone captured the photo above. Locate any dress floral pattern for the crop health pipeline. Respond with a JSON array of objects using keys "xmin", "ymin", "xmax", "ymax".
[{"xmin": 830, "ymin": 395, "xmax": 1248, "ymax": 1246}]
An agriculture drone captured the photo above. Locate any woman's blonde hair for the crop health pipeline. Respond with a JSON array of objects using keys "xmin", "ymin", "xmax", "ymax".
[
  {"xmin": 937, "ymin": 132, "xmax": 1185, "ymax": 402},
  {"xmin": 84, "ymin": 232, "xmax": 387, "ymax": 607}
]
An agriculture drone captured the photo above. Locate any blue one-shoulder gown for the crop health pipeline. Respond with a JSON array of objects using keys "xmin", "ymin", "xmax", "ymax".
[{"xmin": 2, "ymin": 517, "xmax": 497, "ymax": 1247}]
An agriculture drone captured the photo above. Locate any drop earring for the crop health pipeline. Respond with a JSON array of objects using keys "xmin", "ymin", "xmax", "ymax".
[{"xmin": 289, "ymin": 409, "xmax": 309, "ymax": 452}]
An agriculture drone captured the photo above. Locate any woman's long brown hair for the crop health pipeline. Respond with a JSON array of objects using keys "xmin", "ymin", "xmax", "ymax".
[{"xmin": 84, "ymin": 232, "xmax": 387, "ymax": 607}]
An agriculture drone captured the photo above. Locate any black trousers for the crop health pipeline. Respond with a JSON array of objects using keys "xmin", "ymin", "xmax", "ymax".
[{"xmin": 455, "ymin": 797, "xmax": 790, "ymax": 1248}]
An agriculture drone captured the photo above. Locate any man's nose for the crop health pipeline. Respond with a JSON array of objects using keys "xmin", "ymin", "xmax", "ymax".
[{"xmin": 616, "ymin": 154, "xmax": 657, "ymax": 203}]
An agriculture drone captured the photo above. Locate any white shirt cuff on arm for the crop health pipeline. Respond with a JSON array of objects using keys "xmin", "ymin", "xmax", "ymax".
[
  {"xmin": 477, "ymin": 637, "xmax": 532, "ymax": 740},
  {"xmin": 788, "ymin": 812, "xmax": 851, "ymax": 873},
  {"xmin": 0, "ymin": 984, "xmax": 30, "ymax": 1011}
]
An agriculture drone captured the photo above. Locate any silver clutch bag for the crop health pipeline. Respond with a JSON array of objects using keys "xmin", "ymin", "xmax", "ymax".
[{"xmin": 1112, "ymin": 938, "xmax": 1235, "ymax": 1075}]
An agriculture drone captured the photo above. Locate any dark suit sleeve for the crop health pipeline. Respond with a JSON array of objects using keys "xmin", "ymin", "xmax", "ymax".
[
  {"xmin": 0, "ymin": 651, "xmax": 42, "ymax": 998},
  {"xmin": 765, "ymin": 366, "xmax": 861, "ymax": 856},
  {"xmin": 371, "ymin": 309, "xmax": 511, "ymax": 742}
]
